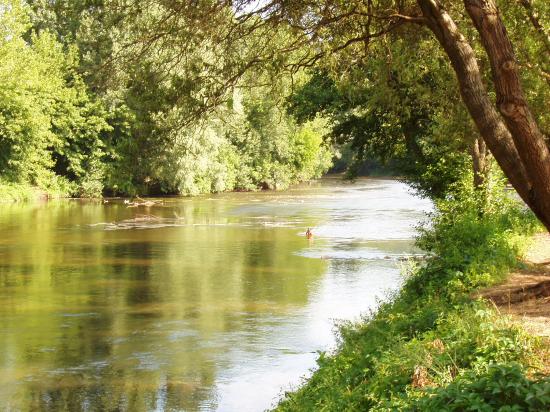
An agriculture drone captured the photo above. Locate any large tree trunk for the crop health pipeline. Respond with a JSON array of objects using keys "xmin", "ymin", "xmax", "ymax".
[
  {"xmin": 416, "ymin": 0, "xmax": 550, "ymax": 231},
  {"xmin": 464, "ymin": 0, "xmax": 550, "ymax": 225}
]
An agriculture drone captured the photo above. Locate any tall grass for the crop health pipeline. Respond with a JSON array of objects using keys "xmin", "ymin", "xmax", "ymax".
[{"xmin": 0, "ymin": 180, "xmax": 69, "ymax": 202}]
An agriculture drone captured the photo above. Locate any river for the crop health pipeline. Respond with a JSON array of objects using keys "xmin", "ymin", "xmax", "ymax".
[{"xmin": 0, "ymin": 177, "xmax": 432, "ymax": 411}]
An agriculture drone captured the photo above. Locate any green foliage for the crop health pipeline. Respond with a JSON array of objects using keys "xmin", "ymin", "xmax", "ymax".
[
  {"xmin": 415, "ymin": 173, "xmax": 539, "ymax": 296},
  {"xmin": 0, "ymin": 1, "xmax": 333, "ymax": 200},
  {"xmin": 0, "ymin": 2, "xmax": 57, "ymax": 186},
  {"xmin": 104, "ymin": 83, "xmax": 333, "ymax": 197},
  {"xmin": 409, "ymin": 364, "xmax": 550, "ymax": 411},
  {"xmin": 0, "ymin": 0, "xmax": 110, "ymax": 198},
  {"xmin": 0, "ymin": 180, "xmax": 69, "ymax": 202},
  {"xmin": 0, "ymin": 180, "xmax": 41, "ymax": 202},
  {"xmin": 49, "ymin": 52, "xmax": 111, "ymax": 197},
  {"xmin": 286, "ymin": 71, "xmax": 343, "ymax": 124},
  {"xmin": 275, "ymin": 180, "xmax": 546, "ymax": 411},
  {"xmin": 287, "ymin": 38, "xmax": 473, "ymax": 200}
]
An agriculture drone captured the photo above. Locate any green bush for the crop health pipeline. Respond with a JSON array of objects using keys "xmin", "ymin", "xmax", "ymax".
[{"xmin": 408, "ymin": 364, "xmax": 550, "ymax": 411}]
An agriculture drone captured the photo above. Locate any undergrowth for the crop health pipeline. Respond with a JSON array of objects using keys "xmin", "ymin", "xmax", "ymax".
[
  {"xmin": 275, "ymin": 179, "xmax": 549, "ymax": 411},
  {"xmin": 0, "ymin": 179, "xmax": 69, "ymax": 202}
]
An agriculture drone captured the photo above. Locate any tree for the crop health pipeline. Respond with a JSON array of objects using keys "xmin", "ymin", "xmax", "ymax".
[
  {"xmin": 418, "ymin": 0, "xmax": 550, "ymax": 229},
  {"xmin": 0, "ymin": 0, "xmax": 110, "ymax": 196},
  {"xmin": 17, "ymin": 0, "xmax": 333, "ymax": 197},
  {"xmin": 286, "ymin": 40, "xmax": 477, "ymax": 200},
  {"xmin": 108, "ymin": 0, "xmax": 550, "ymax": 227}
]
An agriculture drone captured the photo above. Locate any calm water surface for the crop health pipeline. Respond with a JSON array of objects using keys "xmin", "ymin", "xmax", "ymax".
[{"xmin": 0, "ymin": 178, "xmax": 432, "ymax": 411}]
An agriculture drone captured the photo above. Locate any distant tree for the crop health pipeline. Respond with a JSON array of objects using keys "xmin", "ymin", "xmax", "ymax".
[{"xmin": 0, "ymin": 0, "xmax": 110, "ymax": 196}]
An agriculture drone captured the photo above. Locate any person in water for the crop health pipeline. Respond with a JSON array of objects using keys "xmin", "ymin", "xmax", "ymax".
[{"xmin": 306, "ymin": 228, "xmax": 313, "ymax": 239}]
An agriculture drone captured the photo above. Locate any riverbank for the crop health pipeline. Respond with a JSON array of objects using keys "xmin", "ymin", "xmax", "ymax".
[
  {"xmin": 0, "ymin": 181, "xmax": 70, "ymax": 203},
  {"xmin": 275, "ymin": 192, "xmax": 550, "ymax": 410},
  {"xmin": 0, "ymin": 182, "xmax": 49, "ymax": 202},
  {"xmin": 0, "ymin": 178, "xmax": 331, "ymax": 203},
  {"xmin": 0, "ymin": 174, "xmax": 375, "ymax": 203}
]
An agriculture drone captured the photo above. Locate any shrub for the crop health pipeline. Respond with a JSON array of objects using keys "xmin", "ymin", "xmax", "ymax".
[{"xmin": 408, "ymin": 364, "xmax": 550, "ymax": 411}]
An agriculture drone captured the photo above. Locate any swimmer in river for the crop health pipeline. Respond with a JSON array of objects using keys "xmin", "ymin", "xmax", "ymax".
[{"xmin": 306, "ymin": 228, "xmax": 313, "ymax": 239}]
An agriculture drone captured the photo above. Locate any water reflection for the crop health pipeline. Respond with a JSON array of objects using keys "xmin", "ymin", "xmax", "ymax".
[{"xmin": 0, "ymin": 178, "xmax": 431, "ymax": 411}]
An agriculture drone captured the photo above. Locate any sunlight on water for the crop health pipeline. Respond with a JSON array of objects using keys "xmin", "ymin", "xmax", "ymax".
[{"xmin": 0, "ymin": 177, "xmax": 431, "ymax": 411}]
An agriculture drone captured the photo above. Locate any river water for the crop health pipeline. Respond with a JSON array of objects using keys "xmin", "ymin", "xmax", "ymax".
[{"xmin": 0, "ymin": 177, "xmax": 432, "ymax": 411}]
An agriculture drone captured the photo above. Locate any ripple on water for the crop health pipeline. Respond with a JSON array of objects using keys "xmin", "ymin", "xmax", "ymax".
[{"xmin": 0, "ymin": 178, "xmax": 433, "ymax": 412}]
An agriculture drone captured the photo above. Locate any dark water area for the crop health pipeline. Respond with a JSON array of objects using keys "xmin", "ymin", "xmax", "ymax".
[{"xmin": 0, "ymin": 177, "xmax": 432, "ymax": 411}]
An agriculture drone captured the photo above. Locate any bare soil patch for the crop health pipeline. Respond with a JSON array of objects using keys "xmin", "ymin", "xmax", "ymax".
[{"xmin": 476, "ymin": 233, "xmax": 550, "ymax": 338}]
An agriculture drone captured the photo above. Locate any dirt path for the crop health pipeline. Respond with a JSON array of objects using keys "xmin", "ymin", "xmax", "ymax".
[{"xmin": 477, "ymin": 233, "xmax": 550, "ymax": 338}]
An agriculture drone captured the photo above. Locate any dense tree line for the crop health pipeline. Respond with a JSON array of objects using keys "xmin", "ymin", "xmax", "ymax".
[{"xmin": 0, "ymin": 0, "xmax": 332, "ymax": 198}]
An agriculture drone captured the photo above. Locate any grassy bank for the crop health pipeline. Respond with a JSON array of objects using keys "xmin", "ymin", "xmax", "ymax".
[
  {"xmin": 276, "ymin": 185, "xmax": 550, "ymax": 411},
  {"xmin": 0, "ymin": 181, "xmax": 69, "ymax": 203}
]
